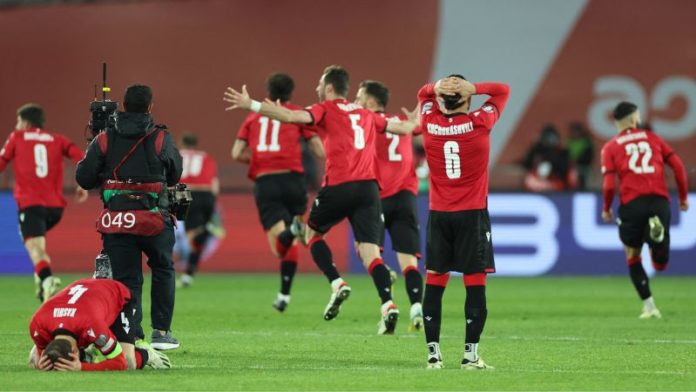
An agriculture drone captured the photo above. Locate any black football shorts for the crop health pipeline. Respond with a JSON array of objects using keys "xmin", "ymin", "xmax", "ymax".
[
  {"xmin": 380, "ymin": 190, "xmax": 421, "ymax": 256},
  {"xmin": 184, "ymin": 191, "xmax": 216, "ymax": 231},
  {"xmin": 18, "ymin": 206, "xmax": 64, "ymax": 240},
  {"xmin": 308, "ymin": 180, "xmax": 383, "ymax": 244},
  {"xmin": 426, "ymin": 208, "xmax": 495, "ymax": 274},
  {"xmin": 253, "ymin": 172, "xmax": 308, "ymax": 230},
  {"xmin": 618, "ymin": 195, "xmax": 671, "ymax": 259}
]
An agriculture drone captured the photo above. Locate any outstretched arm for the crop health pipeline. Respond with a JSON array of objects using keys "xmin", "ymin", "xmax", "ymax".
[
  {"xmin": 224, "ymin": 85, "xmax": 312, "ymax": 124},
  {"xmin": 385, "ymin": 106, "xmax": 420, "ymax": 135}
]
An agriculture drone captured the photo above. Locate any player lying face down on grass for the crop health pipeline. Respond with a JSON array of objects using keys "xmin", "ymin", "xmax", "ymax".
[{"xmin": 28, "ymin": 255, "xmax": 170, "ymax": 371}]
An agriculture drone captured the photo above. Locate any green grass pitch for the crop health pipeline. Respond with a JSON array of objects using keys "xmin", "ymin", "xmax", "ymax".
[{"xmin": 1, "ymin": 274, "xmax": 695, "ymax": 390}]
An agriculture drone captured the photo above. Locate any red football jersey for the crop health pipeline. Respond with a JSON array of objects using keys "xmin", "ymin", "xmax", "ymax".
[
  {"xmin": 601, "ymin": 128, "xmax": 677, "ymax": 205},
  {"xmin": 305, "ymin": 99, "xmax": 387, "ymax": 186},
  {"xmin": 180, "ymin": 148, "xmax": 218, "ymax": 187},
  {"xmin": 374, "ymin": 113, "xmax": 419, "ymax": 198},
  {"xmin": 0, "ymin": 128, "xmax": 84, "ymax": 209},
  {"xmin": 29, "ymin": 279, "xmax": 130, "ymax": 357},
  {"xmin": 237, "ymin": 102, "xmax": 316, "ymax": 180},
  {"xmin": 418, "ymin": 83, "xmax": 509, "ymax": 211}
]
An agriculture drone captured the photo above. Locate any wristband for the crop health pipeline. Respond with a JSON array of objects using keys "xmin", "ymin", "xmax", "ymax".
[{"xmin": 250, "ymin": 100, "xmax": 262, "ymax": 113}]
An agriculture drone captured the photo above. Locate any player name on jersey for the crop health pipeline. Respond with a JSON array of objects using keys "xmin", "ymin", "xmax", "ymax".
[
  {"xmin": 426, "ymin": 121, "xmax": 474, "ymax": 136},
  {"xmin": 53, "ymin": 307, "xmax": 77, "ymax": 318},
  {"xmin": 615, "ymin": 131, "xmax": 648, "ymax": 145}
]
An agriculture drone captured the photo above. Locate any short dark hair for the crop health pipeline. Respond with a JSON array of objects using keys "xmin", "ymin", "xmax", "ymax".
[
  {"xmin": 180, "ymin": 132, "xmax": 198, "ymax": 147},
  {"xmin": 17, "ymin": 103, "xmax": 45, "ymax": 128},
  {"xmin": 359, "ymin": 80, "xmax": 390, "ymax": 108},
  {"xmin": 44, "ymin": 339, "xmax": 72, "ymax": 364},
  {"xmin": 123, "ymin": 84, "xmax": 153, "ymax": 113},
  {"xmin": 322, "ymin": 65, "xmax": 350, "ymax": 96},
  {"xmin": 613, "ymin": 101, "xmax": 638, "ymax": 121},
  {"xmin": 442, "ymin": 74, "xmax": 468, "ymax": 110},
  {"xmin": 266, "ymin": 73, "xmax": 294, "ymax": 102}
]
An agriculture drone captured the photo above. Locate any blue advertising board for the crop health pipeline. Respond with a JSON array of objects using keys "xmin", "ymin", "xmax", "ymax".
[{"xmin": 350, "ymin": 193, "xmax": 696, "ymax": 276}]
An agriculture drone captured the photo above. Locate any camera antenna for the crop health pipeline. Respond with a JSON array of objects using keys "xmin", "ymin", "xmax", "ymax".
[{"xmin": 102, "ymin": 62, "xmax": 111, "ymax": 101}]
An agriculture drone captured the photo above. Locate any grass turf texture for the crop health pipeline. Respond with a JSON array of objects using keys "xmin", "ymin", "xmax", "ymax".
[{"xmin": 1, "ymin": 274, "xmax": 695, "ymax": 391}]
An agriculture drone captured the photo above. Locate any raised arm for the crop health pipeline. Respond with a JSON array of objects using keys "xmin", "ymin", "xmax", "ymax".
[
  {"xmin": 385, "ymin": 106, "xmax": 420, "ymax": 135},
  {"xmin": 473, "ymin": 82, "xmax": 511, "ymax": 114},
  {"xmin": 224, "ymin": 85, "xmax": 312, "ymax": 124}
]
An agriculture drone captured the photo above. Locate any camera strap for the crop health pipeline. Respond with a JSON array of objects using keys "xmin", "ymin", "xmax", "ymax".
[{"xmin": 111, "ymin": 126, "xmax": 162, "ymax": 181}]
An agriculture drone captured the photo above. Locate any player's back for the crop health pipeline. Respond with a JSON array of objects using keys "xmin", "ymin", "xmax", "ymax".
[
  {"xmin": 30, "ymin": 278, "xmax": 130, "ymax": 350},
  {"xmin": 374, "ymin": 113, "xmax": 418, "ymax": 198},
  {"xmin": 0, "ymin": 128, "xmax": 76, "ymax": 209},
  {"xmin": 601, "ymin": 128, "xmax": 673, "ymax": 204},
  {"xmin": 421, "ymin": 104, "xmax": 499, "ymax": 211},
  {"xmin": 180, "ymin": 148, "xmax": 217, "ymax": 187},
  {"xmin": 31, "ymin": 279, "xmax": 130, "ymax": 336},
  {"xmin": 239, "ymin": 102, "xmax": 308, "ymax": 180},
  {"xmin": 309, "ymin": 99, "xmax": 384, "ymax": 186}
]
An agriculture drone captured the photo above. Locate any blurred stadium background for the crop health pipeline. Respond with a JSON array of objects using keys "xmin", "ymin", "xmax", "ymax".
[{"xmin": 1, "ymin": 0, "xmax": 694, "ymax": 275}]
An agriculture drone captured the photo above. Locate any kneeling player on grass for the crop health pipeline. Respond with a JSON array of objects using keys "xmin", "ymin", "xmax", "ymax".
[
  {"xmin": 231, "ymin": 73, "xmax": 325, "ymax": 312},
  {"xmin": 418, "ymin": 75, "xmax": 509, "ymax": 369},
  {"xmin": 600, "ymin": 102, "xmax": 688, "ymax": 319},
  {"xmin": 28, "ymin": 255, "xmax": 170, "ymax": 371},
  {"xmin": 355, "ymin": 80, "xmax": 425, "ymax": 332},
  {"xmin": 225, "ymin": 66, "xmax": 418, "ymax": 334}
]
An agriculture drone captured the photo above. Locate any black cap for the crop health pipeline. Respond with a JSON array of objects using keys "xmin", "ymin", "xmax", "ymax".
[{"xmin": 613, "ymin": 101, "xmax": 638, "ymax": 121}]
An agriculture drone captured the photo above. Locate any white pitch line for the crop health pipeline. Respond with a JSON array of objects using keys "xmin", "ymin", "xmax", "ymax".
[
  {"xmin": 214, "ymin": 330, "xmax": 696, "ymax": 345},
  {"xmin": 172, "ymin": 364, "xmax": 690, "ymax": 376}
]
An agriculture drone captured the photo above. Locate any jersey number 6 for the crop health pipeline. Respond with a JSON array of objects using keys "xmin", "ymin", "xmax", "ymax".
[{"xmin": 444, "ymin": 141, "xmax": 461, "ymax": 179}]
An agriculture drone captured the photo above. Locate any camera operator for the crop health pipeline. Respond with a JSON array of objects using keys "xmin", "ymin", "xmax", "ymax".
[{"xmin": 76, "ymin": 84, "xmax": 183, "ymax": 351}]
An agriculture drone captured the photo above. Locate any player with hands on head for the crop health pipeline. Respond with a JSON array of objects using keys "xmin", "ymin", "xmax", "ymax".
[
  {"xmin": 600, "ymin": 101, "xmax": 688, "ymax": 319},
  {"xmin": 225, "ymin": 65, "xmax": 418, "ymax": 334},
  {"xmin": 418, "ymin": 74, "xmax": 510, "ymax": 369}
]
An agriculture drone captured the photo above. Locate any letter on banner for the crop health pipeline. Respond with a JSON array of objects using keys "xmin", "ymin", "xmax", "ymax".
[{"xmin": 489, "ymin": 194, "xmax": 559, "ymax": 276}]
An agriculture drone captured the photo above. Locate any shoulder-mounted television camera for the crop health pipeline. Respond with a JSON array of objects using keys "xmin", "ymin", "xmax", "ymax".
[
  {"xmin": 87, "ymin": 63, "xmax": 118, "ymax": 140},
  {"xmin": 169, "ymin": 183, "xmax": 193, "ymax": 220}
]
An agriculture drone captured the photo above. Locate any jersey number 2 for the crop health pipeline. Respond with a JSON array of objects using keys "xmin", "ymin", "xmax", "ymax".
[
  {"xmin": 625, "ymin": 141, "xmax": 655, "ymax": 174},
  {"xmin": 386, "ymin": 133, "xmax": 402, "ymax": 162},
  {"xmin": 34, "ymin": 144, "xmax": 48, "ymax": 178},
  {"xmin": 444, "ymin": 141, "xmax": 461, "ymax": 179}
]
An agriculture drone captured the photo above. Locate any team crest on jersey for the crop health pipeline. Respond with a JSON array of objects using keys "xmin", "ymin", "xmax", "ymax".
[{"xmin": 421, "ymin": 102, "xmax": 433, "ymax": 115}]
